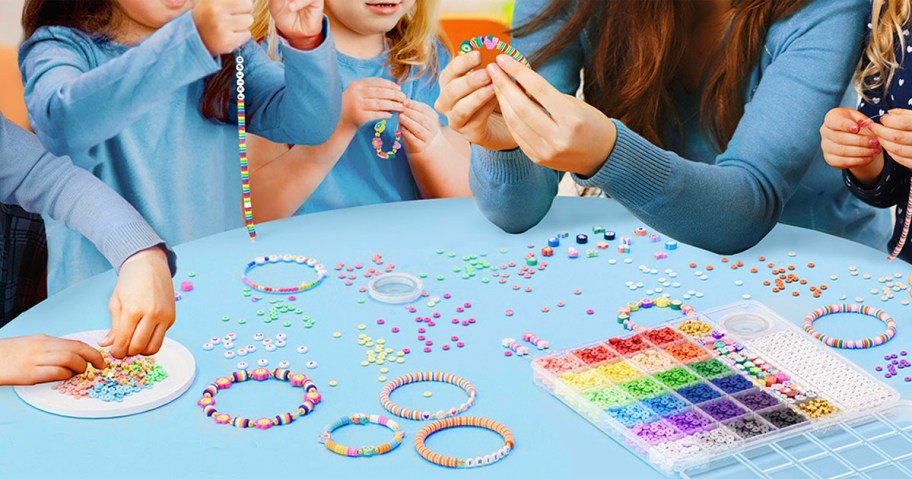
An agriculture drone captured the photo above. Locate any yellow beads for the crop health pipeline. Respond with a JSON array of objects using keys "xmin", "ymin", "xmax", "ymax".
[
  {"xmin": 678, "ymin": 319, "xmax": 713, "ymax": 337},
  {"xmin": 798, "ymin": 399, "xmax": 837, "ymax": 418},
  {"xmin": 560, "ymin": 370, "xmax": 611, "ymax": 391},
  {"xmin": 596, "ymin": 361, "xmax": 642, "ymax": 383}
]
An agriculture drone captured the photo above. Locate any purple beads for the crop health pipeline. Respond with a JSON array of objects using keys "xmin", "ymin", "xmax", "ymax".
[
  {"xmin": 677, "ymin": 383, "xmax": 721, "ymax": 404},
  {"xmin": 633, "ymin": 420, "xmax": 680, "ymax": 445},
  {"xmin": 667, "ymin": 410, "xmax": 714, "ymax": 435},
  {"xmin": 711, "ymin": 374, "xmax": 754, "ymax": 394},
  {"xmin": 700, "ymin": 399, "xmax": 746, "ymax": 421},
  {"xmin": 734, "ymin": 389, "xmax": 780, "ymax": 411}
]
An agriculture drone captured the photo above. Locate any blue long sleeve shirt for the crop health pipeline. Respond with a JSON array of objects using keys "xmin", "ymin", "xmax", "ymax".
[
  {"xmin": 19, "ymin": 12, "xmax": 341, "ymax": 293},
  {"xmin": 469, "ymin": 0, "xmax": 890, "ymax": 254},
  {"xmin": 0, "ymin": 113, "xmax": 175, "ymax": 275}
]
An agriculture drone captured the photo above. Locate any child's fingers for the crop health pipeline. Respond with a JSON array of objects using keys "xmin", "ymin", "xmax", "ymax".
[
  {"xmin": 364, "ymin": 99, "xmax": 405, "ymax": 113},
  {"xmin": 824, "ymin": 108, "xmax": 867, "ymax": 133},
  {"xmin": 364, "ymin": 112, "xmax": 393, "ymax": 122},
  {"xmin": 824, "ymin": 153, "xmax": 873, "ymax": 169},
  {"xmin": 400, "ymin": 112, "xmax": 431, "ymax": 139},
  {"xmin": 821, "ymin": 127, "xmax": 879, "ymax": 148},
  {"xmin": 882, "ymin": 110, "xmax": 912, "ymax": 130},
  {"xmin": 821, "ymin": 138, "xmax": 879, "ymax": 159},
  {"xmin": 41, "ymin": 351, "xmax": 90, "ymax": 375},
  {"xmin": 363, "ymin": 87, "xmax": 407, "ymax": 104},
  {"xmin": 129, "ymin": 320, "xmax": 156, "ymax": 357},
  {"xmin": 869, "ymin": 122, "xmax": 912, "ymax": 146},
  {"xmin": 31, "ymin": 366, "xmax": 76, "ymax": 384},
  {"xmin": 57, "ymin": 339, "xmax": 106, "ymax": 369},
  {"xmin": 142, "ymin": 324, "xmax": 166, "ymax": 357}
]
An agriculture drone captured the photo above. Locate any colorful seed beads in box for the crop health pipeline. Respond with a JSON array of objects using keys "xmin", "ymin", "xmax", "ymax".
[
  {"xmin": 530, "ymin": 301, "xmax": 900, "ymax": 477},
  {"xmin": 53, "ymin": 350, "xmax": 167, "ymax": 402}
]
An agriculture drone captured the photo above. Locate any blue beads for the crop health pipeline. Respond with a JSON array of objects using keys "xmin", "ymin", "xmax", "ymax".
[
  {"xmin": 677, "ymin": 383, "xmax": 721, "ymax": 404},
  {"xmin": 604, "ymin": 231, "xmax": 616, "ymax": 241},
  {"xmin": 643, "ymin": 393, "xmax": 687, "ymax": 416},
  {"xmin": 576, "ymin": 234, "xmax": 588, "ymax": 244},
  {"xmin": 548, "ymin": 237, "xmax": 560, "ymax": 247},
  {"xmin": 711, "ymin": 374, "xmax": 754, "ymax": 394},
  {"xmin": 608, "ymin": 403, "xmax": 657, "ymax": 428}
]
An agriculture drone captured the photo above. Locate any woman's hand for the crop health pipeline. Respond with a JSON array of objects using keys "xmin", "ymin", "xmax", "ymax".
[
  {"xmin": 435, "ymin": 51, "xmax": 517, "ymax": 151},
  {"xmin": 820, "ymin": 107, "xmax": 883, "ymax": 186},
  {"xmin": 485, "ymin": 55, "xmax": 616, "ymax": 176},
  {"xmin": 0, "ymin": 335, "xmax": 105, "ymax": 386}
]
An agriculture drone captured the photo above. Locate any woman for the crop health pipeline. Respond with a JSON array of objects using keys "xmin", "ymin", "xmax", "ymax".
[{"xmin": 437, "ymin": 0, "xmax": 888, "ymax": 253}]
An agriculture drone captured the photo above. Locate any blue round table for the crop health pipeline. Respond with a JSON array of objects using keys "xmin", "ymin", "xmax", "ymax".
[{"xmin": 1, "ymin": 197, "xmax": 909, "ymax": 478}]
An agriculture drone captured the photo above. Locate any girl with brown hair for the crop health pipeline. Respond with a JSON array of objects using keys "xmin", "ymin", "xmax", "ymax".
[
  {"xmin": 437, "ymin": 0, "xmax": 889, "ymax": 254},
  {"xmin": 18, "ymin": 0, "xmax": 341, "ymax": 293}
]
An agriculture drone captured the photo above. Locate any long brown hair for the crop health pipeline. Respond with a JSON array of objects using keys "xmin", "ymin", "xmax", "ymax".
[
  {"xmin": 22, "ymin": 0, "xmax": 235, "ymax": 122},
  {"xmin": 514, "ymin": 0, "xmax": 808, "ymax": 151},
  {"xmin": 855, "ymin": 0, "xmax": 912, "ymax": 101}
]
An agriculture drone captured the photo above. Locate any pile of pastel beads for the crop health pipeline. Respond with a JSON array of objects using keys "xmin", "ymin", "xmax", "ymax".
[
  {"xmin": 319, "ymin": 413, "xmax": 405, "ymax": 457},
  {"xmin": 522, "ymin": 332, "xmax": 549, "ymax": 350},
  {"xmin": 242, "ymin": 254, "xmax": 327, "ymax": 294},
  {"xmin": 53, "ymin": 349, "xmax": 167, "ymax": 402},
  {"xmin": 414, "ymin": 416, "xmax": 514, "ymax": 468},
  {"xmin": 803, "ymin": 304, "xmax": 896, "ymax": 349},
  {"xmin": 198, "ymin": 368, "xmax": 321, "ymax": 430},
  {"xmin": 380, "ymin": 372, "xmax": 476, "ymax": 420}
]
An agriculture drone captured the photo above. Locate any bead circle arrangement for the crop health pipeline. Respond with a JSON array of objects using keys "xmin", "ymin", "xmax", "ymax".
[
  {"xmin": 318, "ymin": 413, "xmax": 405, "ymax": 457},
  {"xmin": 198, "ymin": 368, "xmax": 321, "ymax": 430},
  {"xmin": 242, "ymin": 254, "xmax": 327, "ymax": 294},
  {"xmin": 380, "ymin": 372, "xmax": 477, "ymax": 420},
  {"xmin": 458, "ymin": 35, "xmax": 531, "ymax": 68},
  {"xmin": 889, "ymin": 181, "xmax": 912, "ymax": 260},
  {"xmin": 617, "ymin": 296, "xmax": 696, "ymax": 331},
  {"xmin": 236, "ymin": 52, "xmax": 255, "ymax": 240},
  {"xmin": 415, "ymin": 416, "xmax": 514, "ymax": 468},
  {"xmin": 373, "ymin": 119, "xmax": 402, "ymax": 159},
  {"xmin": 803, "ymin": 304, "xmax": 896, "ymax": 349}
]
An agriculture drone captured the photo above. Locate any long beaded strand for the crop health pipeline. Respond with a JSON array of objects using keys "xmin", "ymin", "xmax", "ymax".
[
  {"xmin": 236, "ymin": 52, "xmax": 255, "ymax": 240},
  {"xmin": 888, "ymin": 181, "xmax": 912, "ymax": 261}
]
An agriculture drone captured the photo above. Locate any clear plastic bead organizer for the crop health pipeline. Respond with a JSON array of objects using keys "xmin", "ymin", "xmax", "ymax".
[{"xmin": 531, "ymin": 301, "xmax": 903, "ymax": 477}]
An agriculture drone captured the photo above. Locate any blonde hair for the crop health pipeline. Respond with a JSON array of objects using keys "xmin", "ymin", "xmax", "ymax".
[
  {"xmin": 856, "ymin": 0, "xmax": 912, "ymax": 101},
  {"xmin": 251, "ymin": 0, "xmax": 441, "ymax": 83}
]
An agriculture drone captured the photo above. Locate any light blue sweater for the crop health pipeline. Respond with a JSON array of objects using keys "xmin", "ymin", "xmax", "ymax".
[
  {"xmin": 20, "ymin": 13, "xmax": 341, "ymax": 293},
  {"xmin": 470, "ymin": 0, "xmax": 890, "ymax": 253},
  {"xmin": 0, "ymin": 114, "xmax": 175, "ymax": 275}
]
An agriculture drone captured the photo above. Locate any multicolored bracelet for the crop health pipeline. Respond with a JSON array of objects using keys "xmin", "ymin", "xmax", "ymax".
[
  {"xmin": 318, "ymin": 413, "xmax": 405, "ymax": 457},
  {"xmin": 236, "ymin": 52, "xmax": 255, "ymax": 240},
  {"xmin": 380, "ymin": 372, "xmax": 477, "ymax": 420},
  {"xmin": 415, "ymin": 416, "xmax": 514, "ymax": 468},
  {"xmin": 617, "ymin": 296, "xmax": 696, "ymax": 331},
  {"xmin": 889, "ymin": 180, "xmax": 912, "ymax": 261},
  {"xmin": 198, "ymin": 368, "xmax": 321, "ymax": 430},
  {"xmin": 803, "ymin": 304, "xmax": 896, "ymax": 349},
  {"xmin": 373, "ymin": 119, "xmax": 402, "ymax": 159},
  {"xmin": 458, "ymin": 35, "xmax": 531, "ymax": 68},
  {"xmin": 242, "ymin": 254, "xmax": 327, "ymax": 294}
]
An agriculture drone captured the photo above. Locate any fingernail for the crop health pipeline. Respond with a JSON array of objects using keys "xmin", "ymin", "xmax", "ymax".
[
  {"xmin": 99, "ymin": 331, "xmax": 113, "ymax": 345},
  {"xmin": 850, "ymin": 124, "xmax": 859, "ymax": 133},
  {"xmin": 870, "ymin": 138, "xmax": 879, "ymax": 146},
  {"xmin": 483, "ymin": 85, "xmax": 495, "ymax": 94},
  {"xmin": 874, "ymin": 147, "xmax": 882, "ymax": 154},
  {"xmin": 495, "ymin": 54, "xmax": 511, "ymax": 67},
  {"xmin": 486, "ymin": 63, "xmax": 500, "ymax": 77},
  {"xmin": 472, "ymin": 70, "xmax": 490, "ymax": 84}
]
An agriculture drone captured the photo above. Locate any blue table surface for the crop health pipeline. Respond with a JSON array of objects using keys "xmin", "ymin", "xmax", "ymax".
[{"xmin": 1, "ymin": 197, "xmax": 910, "ymax": 478}]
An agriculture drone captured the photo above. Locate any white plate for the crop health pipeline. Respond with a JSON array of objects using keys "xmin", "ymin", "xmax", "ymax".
[{"xmin": 14, "ymin": 330, "xmax": 196, "ymax": 418}]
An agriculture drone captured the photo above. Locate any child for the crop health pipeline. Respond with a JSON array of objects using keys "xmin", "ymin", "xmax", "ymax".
[
  {"xmin": 247, "ymin": 0, "xmax": 470, "ymax": 221},
  {"xmin": 19, "ymin": 0, "xmax": 342, "ymax": 293},
  {"xmin": 821, "ymin": 0, "xmax": 912, "ymax": 264},
  {"xmin": 0, "ymin": 113, "xmax": 176, "ymax": 385}
]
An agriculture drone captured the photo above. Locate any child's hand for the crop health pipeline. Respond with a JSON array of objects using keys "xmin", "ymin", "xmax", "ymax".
[
  {"xmin": 192, "ymin": 0, "xmax": 255, "ymax": 55},
  {"xmin": 868, "ymin": 109, "xmax": 912, "ymax": 169},
  {"xmin": 341, "ymin": 78, "xmax": 406, "ymax": 130},
  {"xmin": 820, "ymin": 107, "xmax": 884, "ymax": 186},
  {"xmin": 400, "ymin": 100, "xmax": 442, "ymax": 155},
  {"xmin": 0, "ymin": 335, "xmax": 105, "ymax": 386},
  {"xmin": 98, "ymin": 247, "xmax": 175, "ymax": 359},
  {"xmin": 269, "ymin": 0, "xmax": 325, "ymax": 50}
]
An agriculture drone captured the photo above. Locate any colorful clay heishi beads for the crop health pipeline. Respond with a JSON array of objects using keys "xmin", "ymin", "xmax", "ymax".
[
  {"xmin": 663, "ymin": 342, "xmax": 709, "ymax": 365},
  {"xmin": 414, "ymin": 416, "xmax": 514, "ymax": 468},
  {"xmin": 53, "ymin": 349, "xmax": 167, "ymax": 402},
  {"xmin": 373, "ymin": 119, "xmax": 402, "ymax": 159},
  {"xmin": 380, "ymin": 372, "xmax": 477, "ymax": 421},
  {"xmin": 633, "ymin": 420, "xmax": 681, "ymax": 445},
  {"xmin": 710, "ymin": 374, "xmax": 755, "ymax": 394},
  {"xmin": 522, "ymin": 332, "xmax": 550, "ymax": 350},
  {"xmin": 699, "ymin": 399, "xmax": 747, "ymax": 421},
  {"xmin": 643, "ymin": 327, "xmax": 683, "ymax": 346},
  {"xmin": 242, "ymin": 255, "xmax": 327, "ymax": 294},
  {"xmin": 457, "ymin": 34, "xmax": 531, "ymax": 68},
  {"xmin": 628, "ymin": 349, "xmax": 677, "ymax": 373},
  {"xmin": 235, "ymin": 52, "xmax": 255, "ymax": 239},
  {"xmin": 198, "ymin": 367, "xmax": 320, "ymax": 430},
  {"xmin": 584, "ymin": 386, "xmax": 635, "ymax": 409},
  {"xmin": 572, "ymin": 344, "xmax": 617, "ymax": 366},
  {"xmin": 620, "ymin": 377, "xmax": 666, "ymax": 400},
  {"xmin": 502, "ymin": 338, "xmax": 529, "ymax": 357},
  {"xmin": 608, "ymin": 335, "xmax": 650, "ymax": 355},
  {"xmin": 676, "ymin": 383, "xmax": 722, "ymax": 404},
  {"xmin": 608, "ymin": 403, "xmax": 657, "ymax": 428},
  {"xmin": 319, "ymin": 413, "xmax": 405, "ymax": 457},
  {"xmin": 677, "ymin": 319, "xmax": 713, "ymax": 338},
  {"xmin": 725, "ymin": 415, "xmax": 776, "ymax": 439},
  {"xmin": 688, "ymin": 359, "xmax": 731, "ymax": 379},
  {"xmin": 760, "ymin": 407, "xmax": 808, "ymax": 428},
  {"xmin": 642, "ymin": 393, "xmax": 688, "ymax": 417},
  {"xmin": 536, "ymin": 354, "xmax": 584, "ymax": 375},
  {"xmin": 596, "ymin": 361, "xmax": 642, "ymax": 383},
  {"xmin": 796, "ymin": 398, "xmax": 837, "ymax": 418},
  {"xmin": 888, "ymin": 180, "xmax": 912, "ymax": 260},
  {"xmin": 732, "ymin": 389, "xmax": 780, "ymax": 411},
  {"xmin": 654, "ymin": 368, "xmax": 699, "ymax": 389},
  {"xmin": 666, "ymin": 410, "xmax": 714, "ymax": 435},
  {"xmin": 802, "ymin": 304, "xmax": 896, "ymax": 349},
  {"xmin": 560, "ymin": 370, "xmax": 611, "ymax": 392}
]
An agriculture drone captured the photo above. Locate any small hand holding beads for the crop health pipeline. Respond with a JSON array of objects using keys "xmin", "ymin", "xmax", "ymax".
[
  {"xmin": 380, "ymin": 372, "xmax": 477, "ymax": 420},
  {"xmin": 242, "ymin": 254, "xmax": 327, "ymax": 294},
  {"xmin": 373, "ymin": 119, "xmax": 402, "ymax": 159},
  {"xmin": 414, "ymin": 416, "xmax": 514, "ymax": 468},
  {"xmin": 319, "ymin": 413, "xmax": 405, "ymax": 457},
  {"xmin": 199, "ymin": 368, "xmax": 321, "ymax": 430}
]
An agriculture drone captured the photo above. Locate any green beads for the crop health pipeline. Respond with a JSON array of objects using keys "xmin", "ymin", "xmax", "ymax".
[{"xmin": 655, "ymin": 367, "xmax": 699, "ymax": 388}]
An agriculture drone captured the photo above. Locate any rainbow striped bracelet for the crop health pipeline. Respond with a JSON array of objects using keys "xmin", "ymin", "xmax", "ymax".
[
  {"xmin": 319, "ymin": 413, "xmax": 405, "ymax": 457},
  {"xmin": 458, "ymin": 35, "xmax": 531, "ymax": 68},
  {"xmin": 242, "ymin": 254, "xmax": 327, "ymax": 294},
  {"xmin": 198, "ymin": 368, "xmax": 321, "ymax": 430},
  {"xmin": 803, "ymin": 304, "xmax": 896, "ymax": 349},
  {"xmin": 380, "ymin": 372, "xmax": 477, "ymax": 420}
]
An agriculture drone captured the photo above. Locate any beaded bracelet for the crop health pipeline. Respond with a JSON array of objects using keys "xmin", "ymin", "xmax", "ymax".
[
  {"xmin": 803, "ymin": 304, "xmax": 896, "ymax": 349},
  {"xmin": 458, "ymin": 35, "xmax": 531, "ymax": 68},
  {"xmin": 198, "ymin": 368, "xmax": 321, "ymax": 430},
  {"xmin": 242, "ymin": 254, "xmax": 327, "ymax": 294},
  {"xmin": 318, "ymin": 413, "xmax": 405, "ymax": 457},
  {"xmin": 235, "ymin": 52, "xmax": 255, "ymax": 240},
  {"xmin": 889, "ymin": 181, "xmax": 912, "ymax": 260},
  {"xmin": 380, "ymin": 372, "xmax": 477, "ymax": 420},
  {"xmin": 373, "ymin": 119, "xmax": 402, "ymax": 159},
  {"xmin": 415, "ymin": 416, "xmax": 514, "ymax": 468},
  {"xmin": 617, "ymin": 296, "xmax": 696, "ymax": 331}
]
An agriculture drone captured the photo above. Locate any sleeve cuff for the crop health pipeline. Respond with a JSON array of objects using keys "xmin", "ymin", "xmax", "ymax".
[
  {"xmin": 277, "ymin": 16, "xmax": 333, "ymax": 59},
  {"xmin": 843, "ymin": 156, "xmax": 895, "ymax": 195},
  {"xmin": 175, "ymin": 11, "xmax": 221, "ymax": 76},
  {"xmin": 471, "ymin": 144, "xmax": 538, "ymax": 184},
  {"xmin": 101, "ymin": 222, "xmax": 177, "ymax": 277},
  {"xmin": 570, "ymin": 119, "xmax": 673, "ymax": 207}
]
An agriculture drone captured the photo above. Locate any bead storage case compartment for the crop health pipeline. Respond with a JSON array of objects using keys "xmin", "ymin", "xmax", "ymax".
[{"xmin": 531, "ymin": 301, "xmax": 901, "ymax": 477}]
